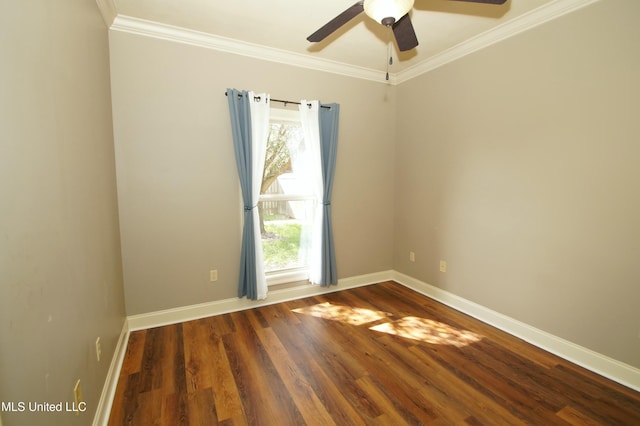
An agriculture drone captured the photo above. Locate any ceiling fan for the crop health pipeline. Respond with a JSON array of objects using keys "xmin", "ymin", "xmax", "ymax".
[{"xmin": 307, "ymin": 0, "xmax": 507, "ymax": 52}]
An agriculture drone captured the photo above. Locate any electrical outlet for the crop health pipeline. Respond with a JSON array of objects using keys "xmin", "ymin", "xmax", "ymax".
[
  {"xmin": 409, "ymin": 251, "xmax": 415, "ymax": 262},
  {"xmin": 210, "ymin": 269, "xmax": 218, "ymax": 282},
  {"xmin": 95, "ymin": 337, "xmax": 102, "ymax": 362},
  {"xmin": 439, "ymin": 260, "xmax": 447, "ymax": 273}
]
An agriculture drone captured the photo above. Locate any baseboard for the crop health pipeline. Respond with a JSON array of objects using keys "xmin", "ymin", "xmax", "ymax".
[
  {"xmin": 392, "ymin": 271, "xmax": 640, "ymax": 392},
  {"xmin": 127, "ymin": 270, "xmax": 394, "ymax": 331},
  {"xmin": 92, "ymin": 319, "xmax": 130, "ymax": 426}
]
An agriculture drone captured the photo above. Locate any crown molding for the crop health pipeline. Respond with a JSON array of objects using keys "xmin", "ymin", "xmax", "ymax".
[
  {"xmin": 95, "ymin": 0, "xmax": 117, "ymax": 27},
  {"xmin": 105, "ymin": 0, "xmax": 599, "ymax": 86},
  {"xmin": 395, "ymin": 0, "xmax": 600, "ymax": 84},
  {"xmin": 109, "ymin": 15, "xmax": 391, "ymax": 84}
]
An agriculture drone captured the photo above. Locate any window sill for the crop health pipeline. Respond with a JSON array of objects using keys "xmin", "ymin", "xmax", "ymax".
[{"xmin": 267, "ymin": 269, "xmax": 309, "ymax": 286}]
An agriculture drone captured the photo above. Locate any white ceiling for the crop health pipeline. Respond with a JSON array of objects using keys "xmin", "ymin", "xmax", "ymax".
[{"xmin": 103, "ymin": 0, "xmax": 595, "ymax": 82}]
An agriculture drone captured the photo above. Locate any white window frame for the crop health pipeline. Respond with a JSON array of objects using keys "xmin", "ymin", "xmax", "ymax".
[{"xmin": 262, "ymin": 107, "xmax": 314, "ymax": 286}]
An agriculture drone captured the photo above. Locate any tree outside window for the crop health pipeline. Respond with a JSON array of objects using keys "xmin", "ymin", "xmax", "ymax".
[{"xmin": 259, "ymin": 111, "xmax": 315, "ymax": 283}]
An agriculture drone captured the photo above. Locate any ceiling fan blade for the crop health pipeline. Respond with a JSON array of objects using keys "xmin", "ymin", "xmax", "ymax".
[
  {"xmin": 449, "ymin": 0, "xmax": 507, "ymax": 4},
  {"xmin": 307, "ymin": 1, "xmax": 365, "ymax": 42},
  {"xmin": 392, "ymin": 14, "xmax": 419, "ymax": 52}
]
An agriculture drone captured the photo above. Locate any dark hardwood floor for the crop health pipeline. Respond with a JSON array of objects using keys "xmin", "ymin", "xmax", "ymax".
[{"xmin": 108, "ymin": 281, "xmax": 640, "ymax": 425}]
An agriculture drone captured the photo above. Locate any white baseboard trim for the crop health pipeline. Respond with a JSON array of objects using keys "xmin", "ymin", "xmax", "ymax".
[
  {"xmin": 392, "ymin": 271, "xmax": 640, "ymax": 392},
  {"xmin": 92, "ymin": 319, "xmax": 130, "ymax": 426},
  {"xmin": 127, "ymin": 270, "xmax": 394, "ymax": 331}
]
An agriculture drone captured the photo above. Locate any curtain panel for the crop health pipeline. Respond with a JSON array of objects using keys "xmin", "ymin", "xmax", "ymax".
[
  {"xmin": 317, "ymin": 102, "xmax": 340, "ymax": 286},
  {"xmin": 299, "ymin": 101, "xmax": 340, "ymax": 287},
  {"xmin": 226, "ymin": 88, "xmax": 270, "ymax": 300}
]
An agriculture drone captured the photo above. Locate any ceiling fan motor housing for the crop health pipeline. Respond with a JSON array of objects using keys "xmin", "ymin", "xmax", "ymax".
[{"xmin": 364, "ymin": 0, "xmax": 415, "ymax": 24}]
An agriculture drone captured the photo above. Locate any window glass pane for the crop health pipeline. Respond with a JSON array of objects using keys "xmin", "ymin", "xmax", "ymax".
[
  {"xmin": 259, "ymin": 118, "xmax": 315, "ymax": 278},
  {"xmin": 260, "ymin": 198, "xmax": 313, "ymax": 272}
]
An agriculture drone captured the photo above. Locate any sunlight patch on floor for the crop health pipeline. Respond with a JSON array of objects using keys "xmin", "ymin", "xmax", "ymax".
[
  {"xmin": 291, "ymin": 302, "xmax": 389, "ymax": 325},
  {"xmin": 370, "ymin": 316, "xmax": 483, "ymax": 347},
  {"xmin": 292, "ymin": 303, "xmax": 482, "ymax": 347}
]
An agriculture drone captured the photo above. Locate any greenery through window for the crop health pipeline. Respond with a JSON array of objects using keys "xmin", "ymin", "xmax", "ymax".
[{"xmin": 259, "ymin": 109, "xmax": 315, "ymax": 284}]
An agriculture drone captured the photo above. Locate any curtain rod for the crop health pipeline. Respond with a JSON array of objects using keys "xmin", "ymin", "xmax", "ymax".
[{"xmin": 225, "ymin": 92, "xmax": 331, "ymax": 109}]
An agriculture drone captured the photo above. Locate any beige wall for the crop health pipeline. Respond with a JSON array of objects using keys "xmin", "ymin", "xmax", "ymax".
[
  {"xmin": 394, "ymin": 0, "xmax": 640, "ymax": 369},
  {"xmin": 108, "ymin": 32, "xmax": 397, "ymax": 315},
  {"xmin": 0, "ymin": 0, "xmax": 126, "ymax": 425}
]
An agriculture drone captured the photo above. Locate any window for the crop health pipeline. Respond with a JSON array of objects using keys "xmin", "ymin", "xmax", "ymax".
[{"xmin": 259, "ymin": 108, "xmax": 316, "ymax": 285}]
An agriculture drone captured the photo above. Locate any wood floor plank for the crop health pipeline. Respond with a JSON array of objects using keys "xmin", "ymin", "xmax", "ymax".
[
  {"xmin": 223, "ymin": 310, "xmax": 305, "ymax": 426},
  {"xmin": 551, "ymin": 361, "xmax": 640, "ymax": 419},
  {"xmin": 292, "ymin": 300, "xmax": 371, "ymax": 381},
  {"xmin": 355, "ymin": 374, "xmax": 410, "ymax": 426},
  {"xmin": 182, "ymin": 319, "xmax": 214, "ymax": 394},
  {"xmin": 161, "ymin": 391, "xmax": 189, "ymax": 426},
  {"xmin": 131, "ymin": 389, "xmax": 162, "ymax": 426},
  {"xmin": 374, "ymin": 333, "xmax": 479, "ymax": 424},
  {"xmin": 109, "ymin": 372, "xmax": 142, "ymax": 426},
  {"xmin": 556, "ymin": 405, "xmax": 602, "ymax": 426},
  {"xmin": 108, "ymin": 330, "xmax": 148, "ymax": 426},
  {"xmin": 183, "ymin": 317, "xmax": 246, "ymax": 423},
  {"xmin": 139, "ymin": 327, "xmax": 164, "ymax": 393},
  {"xmin": 108, "ymin": 281, "xmax": 640, "ymax": 425},
  {"xmin": 406, "ymin": 342, "xmax": 528, "ymax": 425},
  {"xmin": 207, "ymin": 335, "xmax": 245, "ymax": 423},
  {"xmin": 121, "ymin": 330, "xmax": 147, "ymax": 375},
  {"xmin": 253, "ymin": 325, "xmax": 336, "ymax": 425},
  {"xmin": 322, "ymin": 314, "xmax": 438, "ymax": 424},
  {"xmin": 186, "ymin": 388, "xmax": 217, "ymax": 426},
  {"xmin": 291, "ymin": 308, "xmax": 386, "ymax": 421},
  {"xmin": 161, "ymin": 323, "xmax": 186, "ymax": 396},
  {"xmin": 265, "ymin": 308, "xmax": 368, "ymax": 425},
  {"xmin": 424, "ymin": 343, "xmax": 563, "ymax": 424}
]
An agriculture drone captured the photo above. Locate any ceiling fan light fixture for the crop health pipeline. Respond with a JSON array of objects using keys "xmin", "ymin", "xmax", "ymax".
[{"xmin": 364, "ymin": 0, "xmax": 415, "ymax": 25}]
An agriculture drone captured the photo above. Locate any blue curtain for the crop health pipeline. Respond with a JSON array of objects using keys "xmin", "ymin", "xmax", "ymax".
[
  {"xmin": 318, "ymin": 103, "xmax": 340, "ymax": 286},
  {"xmin": 226, "ymin": 88, "xmax": 261, "ymax": 299}
]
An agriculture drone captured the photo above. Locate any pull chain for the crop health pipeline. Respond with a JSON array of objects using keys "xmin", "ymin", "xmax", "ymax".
[{"xmin": 385, "ymin": 28, "xmax": 393, "ymax": 81}]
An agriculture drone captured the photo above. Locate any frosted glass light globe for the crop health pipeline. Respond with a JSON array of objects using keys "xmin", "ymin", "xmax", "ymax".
[{"xmin": 364, "ymin": 0, "xmax": 414, "ymax": 25}]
